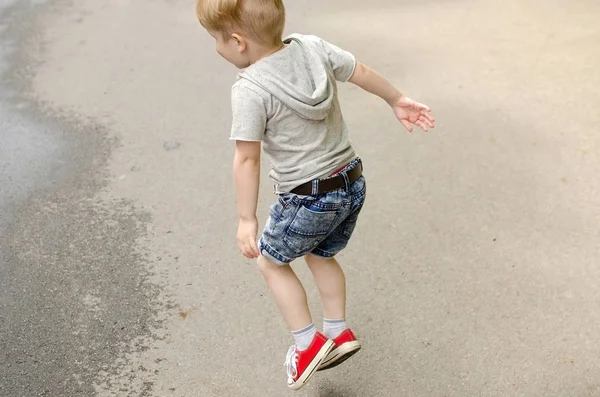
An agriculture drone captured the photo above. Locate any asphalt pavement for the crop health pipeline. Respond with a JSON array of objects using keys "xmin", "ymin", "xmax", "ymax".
[{"xmin": 1, "ymin": 0, "xmax": 600, "ymax": 396}]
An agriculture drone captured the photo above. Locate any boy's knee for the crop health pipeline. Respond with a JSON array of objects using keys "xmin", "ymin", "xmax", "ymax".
[
  {"xmin": 304, "ymin": 253, "xmax": 332, "ymax": 267},
  {"xmin": 257, "ymin": 255, "xmax": 286, "ymax": 274}
]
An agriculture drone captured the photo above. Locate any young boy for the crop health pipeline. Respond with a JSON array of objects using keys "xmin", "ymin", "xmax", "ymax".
[{"xmin": 195, "ymin": 0, "xmax": 435, "ymax": 390}]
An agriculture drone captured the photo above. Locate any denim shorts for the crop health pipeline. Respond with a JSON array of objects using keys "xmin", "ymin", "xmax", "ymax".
[{"xmin": 259, "ymin": 158, "xmax": 366, "ymax": 265}]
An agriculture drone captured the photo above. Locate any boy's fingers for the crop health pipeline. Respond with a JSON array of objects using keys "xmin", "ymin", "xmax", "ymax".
[
  {"xmin": 420, "ymin": 115, "xmax": 435, "ymax": 128},
  {"xmin": 422, "ymin": 111, "xmax": 435, "ymax": 123},
  {"xmin": 416, "ymin": 121, "xmax": 429, "ymax": 132},
  {"xmin": 240, "ymin": 241, "xmax": 251, "ymax": 259},
  {"xmin": 238, "ymin": 234, "xmax": 258, "ymax": 259},
  {"xmin": 249, "ymin": 238, "xmax": 259, "ymax": 258},
  {"xmin": 243, "ymin": 236, "xmax": 257, "ymax": 257},
  {"xmin": 401, "ymin": 119, "xmax": 413, "ymax": 132}
]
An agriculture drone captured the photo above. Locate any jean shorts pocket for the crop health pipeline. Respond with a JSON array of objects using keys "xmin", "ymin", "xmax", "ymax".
[{"xmin": 284, "ymin": 206, "xmax": 338, "ymax": 254}]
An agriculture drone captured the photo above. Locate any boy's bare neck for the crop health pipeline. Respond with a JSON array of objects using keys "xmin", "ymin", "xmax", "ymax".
[{"xmin": 249, "ymin": 41, "xmax": 286, "ymax": 65}]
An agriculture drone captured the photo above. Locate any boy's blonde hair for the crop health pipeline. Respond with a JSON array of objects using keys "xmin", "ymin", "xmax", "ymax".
[{"xmin": 196, "ymin": 0, "xmax": 285, "ymax": 46}]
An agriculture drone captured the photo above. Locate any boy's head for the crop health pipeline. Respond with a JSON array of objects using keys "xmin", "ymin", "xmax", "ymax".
[{"xmin": 196, "ymin": 0, "xmax": 286, "ymax": 68}]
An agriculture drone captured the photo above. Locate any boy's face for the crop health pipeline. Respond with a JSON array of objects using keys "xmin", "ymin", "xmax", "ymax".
[{"xmin": 211, "ymin": 31, "xmax": 251, "ymax": 69}]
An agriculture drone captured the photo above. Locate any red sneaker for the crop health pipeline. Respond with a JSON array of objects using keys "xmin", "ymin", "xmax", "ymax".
[
  {"xmin": 285, "ymin": 332, "xmax": 334, "ymax": 390},
  {"xmin": 317, "ymin": 329, "xmax": 361, "ymax": 371}
]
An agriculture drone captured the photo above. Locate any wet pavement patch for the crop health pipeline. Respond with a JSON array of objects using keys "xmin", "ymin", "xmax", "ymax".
[{"xmin": 0, "ymin": 1, "xmax": 165, "ymax": 396}]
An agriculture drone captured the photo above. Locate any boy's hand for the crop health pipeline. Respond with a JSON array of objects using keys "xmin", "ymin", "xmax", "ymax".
[
  {"xmin": 237, "ymin": 217, "xmax": 259, "ymax": 259},
  {"xmin": 348, "ymin": 62, "xmax": 435, "ymax": 132},
  {"xmin": 391, "ymin": 96, "xmax": 435, "ymax": 133}
]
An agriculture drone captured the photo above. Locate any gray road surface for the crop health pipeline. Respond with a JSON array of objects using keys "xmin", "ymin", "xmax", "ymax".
[
  {"xmin": 1, "ymin": 2, "xmax": 161, "ymax": 396},
  {"xmin": 1, "ymin": 0, "xmax": 600, "ymax": 396}
]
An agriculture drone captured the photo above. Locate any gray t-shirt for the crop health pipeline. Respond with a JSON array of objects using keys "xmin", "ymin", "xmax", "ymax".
[{"xmin": 230, "ymin": 34, "xmax": 357, "ymax": 193}]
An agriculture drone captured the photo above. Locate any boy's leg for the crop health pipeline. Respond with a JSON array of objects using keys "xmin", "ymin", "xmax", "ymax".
[
  {"xmin": 304, "ymin": 254, "xmax": 346, "ymax": 320},
  {"xmin": 305, "ymin": 256, "xmax": 361, "ymax": 371},
  {"xmin": 258, "ymin": 255, "xmax": 334, "ymax": 389},
  {"xmin": 257, "ymin": 255, "xmax": 312, "ymax": 331}
]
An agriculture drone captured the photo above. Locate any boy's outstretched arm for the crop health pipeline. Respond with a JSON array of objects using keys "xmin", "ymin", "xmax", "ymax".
[
  {"xmin": 233, "ymin": 140, "xmax": 261, "ymax": 260},
  {"xmin": 349, "ymin": 62, "xmax": 435, "ymax": 132}
]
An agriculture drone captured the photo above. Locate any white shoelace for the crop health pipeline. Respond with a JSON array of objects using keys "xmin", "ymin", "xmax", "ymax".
[{"xmin": 284, "ymin": 346, "xmax": 298, "ymax": 382}]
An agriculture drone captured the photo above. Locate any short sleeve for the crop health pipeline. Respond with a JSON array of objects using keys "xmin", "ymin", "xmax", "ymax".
[
  {"xmin": 229, "ymin": 83, "xmax": 267, "ymax": 141},
  {"xmin": 318, "ymin": 38, "xmax": 357, "ymax": 82}
]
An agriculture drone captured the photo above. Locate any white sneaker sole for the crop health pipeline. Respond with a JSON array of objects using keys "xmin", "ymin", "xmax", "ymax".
[
  {"xmin": 288, "ymin": 339, "xmax": 335, "ymax": 391},
  {"xmin": 317, "ymin": 341, "xmax": 361, "ymax": 371}
]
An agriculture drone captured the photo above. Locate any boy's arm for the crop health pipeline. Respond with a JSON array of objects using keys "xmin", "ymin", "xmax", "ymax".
[
  {"xmin": 233, "ymin": 140, "xmax": 261, "ymax": 259},
  {"xmin": 349, "ymin": 62, "xmax": 435, "ymax": 132}
]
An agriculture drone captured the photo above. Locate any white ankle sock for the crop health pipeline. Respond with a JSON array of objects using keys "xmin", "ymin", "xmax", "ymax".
[
  {"xmin": 323, "ymin": 318, "xmax": 348, "ymax": 339},
  {"xmin": 292, "ymin": 323, "xmax": 317, "ymax": 351}
]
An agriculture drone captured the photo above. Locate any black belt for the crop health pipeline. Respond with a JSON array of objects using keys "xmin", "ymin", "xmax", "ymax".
[{"xmin": 290, "ymin": 164, "xmax": 362, "ymax": 195}]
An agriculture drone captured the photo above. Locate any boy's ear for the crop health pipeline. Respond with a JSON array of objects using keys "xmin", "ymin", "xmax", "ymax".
[{"xmin": 231, "ymin": 33, "xmax": 247, "ymax": 52}]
